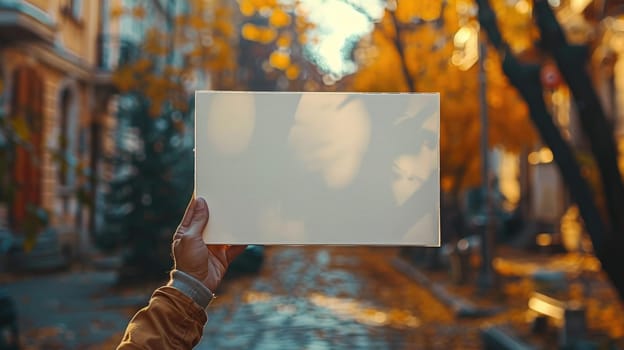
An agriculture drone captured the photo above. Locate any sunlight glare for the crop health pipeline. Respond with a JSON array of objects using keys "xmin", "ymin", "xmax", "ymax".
[{"xmin": 300, "ymin": 0, "xmax": 385, "ymax": 77}]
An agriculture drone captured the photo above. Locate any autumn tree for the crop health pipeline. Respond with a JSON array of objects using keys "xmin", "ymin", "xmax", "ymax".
[
  {"xmin": 475, "ymin": 0, "xmax": 624, "ymax": 300},
  {"xmin": 237, "ymin": 0, "xmax": 321, "ymax": 91},
  {"xmin": 111, "ymin": 0, "xmax": 238, "ymax": 113},
  {"xmin": 347, "ymin": 1, "xmax": 537, "ymax": 210},
  {"xmin": 100, "ymin": 0, "xmax": 238, "ymax": 280}
]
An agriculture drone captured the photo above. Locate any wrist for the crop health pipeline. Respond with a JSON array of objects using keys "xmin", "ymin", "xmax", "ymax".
[
  {"xmin": 168, "ymin": 270, "xmax": 216, "ymax": 309},
  {"xmin": 203, "ymin": 277, "xmax": 220, "ymax": 292}
]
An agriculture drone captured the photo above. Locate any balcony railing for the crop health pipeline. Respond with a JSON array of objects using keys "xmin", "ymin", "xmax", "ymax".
[{"xmin": 0, "ymin": 0, "xmax": 55, "ymax": 43}]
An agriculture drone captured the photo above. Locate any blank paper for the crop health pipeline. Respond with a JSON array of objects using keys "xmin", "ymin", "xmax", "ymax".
[{"xmin": 195, "ymin": 91, "xmax": 440, "ymax": 245}]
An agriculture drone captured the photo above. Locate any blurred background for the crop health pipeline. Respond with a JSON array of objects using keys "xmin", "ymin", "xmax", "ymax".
[{"xmin": 0, "ymin": 0, "xmax": 623, "ymax": 349}]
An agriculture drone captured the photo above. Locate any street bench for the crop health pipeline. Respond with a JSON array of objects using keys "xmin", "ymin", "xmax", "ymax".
[{"xmin": 527, "ymin": 292, "xmax": 587, "ymax": 347}]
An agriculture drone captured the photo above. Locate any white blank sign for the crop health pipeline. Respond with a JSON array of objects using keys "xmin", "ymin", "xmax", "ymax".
[{"xmin": 195, "ymin": 91, "xmax": 440, "ymax": 245}]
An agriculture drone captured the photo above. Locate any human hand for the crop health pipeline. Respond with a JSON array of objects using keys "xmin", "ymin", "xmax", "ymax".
[{"xmin": 172, "ymin": 197, "xmax": 247, "ymax": 291}]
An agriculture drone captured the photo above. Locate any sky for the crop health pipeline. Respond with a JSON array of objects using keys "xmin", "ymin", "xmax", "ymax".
[{"xmin": 299, "ymin": 0, "xmax": 385, "ymax": 78}]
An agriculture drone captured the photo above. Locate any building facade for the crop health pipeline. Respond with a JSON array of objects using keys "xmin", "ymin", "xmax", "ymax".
[{"xmin": 0, "ymin": 0, "xmax": 118, "ymax": 262}]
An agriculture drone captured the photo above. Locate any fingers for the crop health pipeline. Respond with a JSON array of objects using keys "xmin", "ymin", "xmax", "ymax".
[
  {"xmin": 178, "ymin": 196, "xmax": 197, "ymax": 230},
  {"xmin": 226, "ymin": 245, "xmax": 248, "ymax": 264},
  {"xmin": 187, "ymin": 197, "xmax": 209, "ymax": 237},
  {"xmin": 173, "ymin": 232, "xmax": 183, "ymax": 241},
  {"xmin": 175, "ymin": 196, "xmax": 209, "ymax": 239}
]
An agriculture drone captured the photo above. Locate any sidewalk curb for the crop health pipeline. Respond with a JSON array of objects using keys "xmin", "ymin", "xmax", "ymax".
[{"xmin": 391, "ymin": 257, "xmax": 500, "ymax": 318}]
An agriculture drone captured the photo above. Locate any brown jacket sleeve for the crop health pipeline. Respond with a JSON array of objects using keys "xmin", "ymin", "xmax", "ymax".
[{"xmin": 117, "ymin": 286, "xmax": 207, "ymax": 349}]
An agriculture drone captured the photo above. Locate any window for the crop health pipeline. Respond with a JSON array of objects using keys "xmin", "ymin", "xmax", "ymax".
[
  {"xmin": 64, "ymin": 0, "xmax": 83, "ymax": 20},
  {"xmin": 59, "ymin": 89, "xmax": 71, "ymax": 188}
]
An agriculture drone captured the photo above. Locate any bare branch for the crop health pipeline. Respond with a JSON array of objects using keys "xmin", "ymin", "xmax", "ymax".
[{"xmin": 387, "ymin": 9, "xmax": 415, "ymax": 91}]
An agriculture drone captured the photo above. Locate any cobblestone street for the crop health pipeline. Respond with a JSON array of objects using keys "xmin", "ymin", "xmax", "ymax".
[
  {"xmin": 199, "ymin": 246, "xmax": 477, "ymax": 349},
  {"xmin": 5, "ymin": 246, "xmax": 488, "ymax": 349}
]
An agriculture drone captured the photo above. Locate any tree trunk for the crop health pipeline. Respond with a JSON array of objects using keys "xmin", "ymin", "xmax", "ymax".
[
  {"xmin": 476, "ymin": 0, "xmax": 624, "ymax": 301},
  {"xmin": 532, "ymin": 0, "xmax": 624, "ymax": 302}
]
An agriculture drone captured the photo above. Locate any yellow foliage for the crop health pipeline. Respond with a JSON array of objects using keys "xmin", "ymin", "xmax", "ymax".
[
  {"xmin": 285, "ymin": 64, "xmax": 300, "ymax": 80},
  {"xmin": 110, "ymin": 5, "xmax": 125, "ymax": 19},
  {"xmin": 238, "ymin": 0, "xmax": 315, "ymax": 84},
  {"xmin": 250, "ymin": 0, "xmax": 277, "ymax": 10},
  {"xmin": 133, "ymin": 58, "xmax": 152, "ymax": 73},
  {"xmin": 242, "ymin": 23, "xmax": 260, "ymax": 41},
  {"xmin": 257, "ymin": 27, "xmax": 278, "ymax": 44},
  {"xmin": 189, "ymin": 15, "xmax": 207, "ymax": 30},
  {"xmin": 269, "ymin": 8, "xmax": 291, "ymax": 28},
  {"xmin": 269, "ymin": 51, "xmax": 290, "ymax": 70},
  {"xmin": 131, "ymin": 6, "xmax": 146, "ymax": 19},
  {"xmin": 214, "ymin": 5, "xmax": 232, "ymax": 18},
  {"xmin": 244, "ymin": 23, "xmax": 277, "ymax": 44},
  {"xmin": 351, "ymin": 30, "xmax": 409, "ymax": 92},
  {"xmin": 277, "ymin": 33, "xmax": 292, "ymax": 48},
  {"xmin": 143, "ymin": 30, "xmax": 168, "ymax": 55},
  {"xmin": 10, "ymin": 116, "xmax": 30, "ymax": 142},
  {"xmin": 215, "ymin": 19, "xmax": 235, "ymax": 37},
  {"xmin": 396, "ymin": 0, "xmax": 443, "ymax": 23},
  {"xmin": 175, "ymin": 15, "xmax": 187, "ymax": 26},
  {"xmin": 112, "ymin": 66, "xmax": 136, "ymax": 92},
  {"xmin": 112, "ymin": 0, "xmax": 238, "ymax": 114},
  {"xmin": 239, "ymin": 0, "xmax": 256, "ymax": 16},
  {"xmin": 350, "ymin": 1, "xmax": 536, "ymax": 192},
  {"xmin": 395, "ymin": 1, "xmax": 419, "ymax": 23},
  {"xmin": 490, "ymin": 0, "xmax": 536, "ymax": 53}
]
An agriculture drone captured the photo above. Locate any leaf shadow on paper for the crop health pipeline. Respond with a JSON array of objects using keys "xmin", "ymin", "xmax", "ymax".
[{"xmin": 199, "ymin": 93, "xmax": 439, "ymax": 245}]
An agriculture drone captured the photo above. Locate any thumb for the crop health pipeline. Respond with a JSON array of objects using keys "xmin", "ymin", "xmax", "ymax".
[{"xmin": 188, "ymin": 197, "xmax": 209, "ymax": 237}]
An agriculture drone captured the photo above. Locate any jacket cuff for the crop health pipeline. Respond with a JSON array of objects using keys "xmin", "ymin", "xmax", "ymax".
[{"xmin": 167, "ymin": 270, "xmax": 215, "ymax": 310}]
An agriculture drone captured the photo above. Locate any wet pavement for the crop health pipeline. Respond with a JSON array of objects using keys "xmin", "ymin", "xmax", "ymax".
[
  {"xmin": 3, "ymin": 270, "xmax": 149, "ymax": 349},
  {"xmin": 198, "ymin": 246, "xmax": 478, "ymax": 349},
  {"xmin": 4, "ymin": 246, "xmax": 486, "ymax": 349}
]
